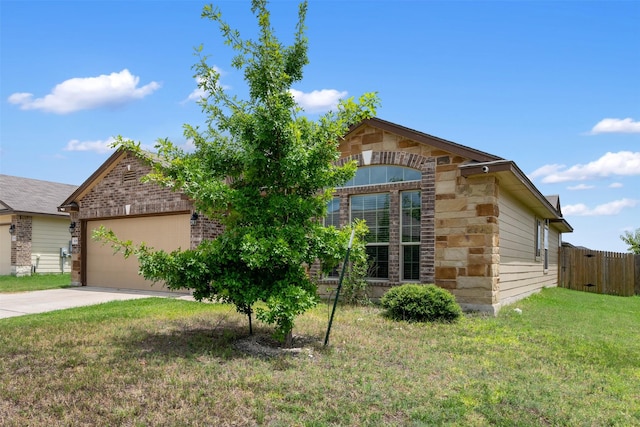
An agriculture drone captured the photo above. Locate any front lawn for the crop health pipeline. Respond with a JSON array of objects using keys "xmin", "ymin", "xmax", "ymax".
[
  {"xmin": 0, "ymin": 273, "xmax": 70, "ymax": 293},
  {"xmin": 1, "ymin": 287, "xmax": 639, "ymax": 426}
]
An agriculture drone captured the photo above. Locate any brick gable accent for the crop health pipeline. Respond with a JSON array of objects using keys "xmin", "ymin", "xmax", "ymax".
[{"xmin": 68, "ymin": 151, "xmax": 223, "ymax": 286}]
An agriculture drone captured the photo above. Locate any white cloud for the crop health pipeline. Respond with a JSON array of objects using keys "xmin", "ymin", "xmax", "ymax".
[
  {"xmin": 590, "ymin": 118, "xmax": 640, "ymax": 134},
  {"xmin": 563, "ymin": 198, "xmax": 638, "ymax": 216},
  {"xmin": 289, "ymin": 88, "xmax": 347, "ymax": 113},
  {"xmin": 529, "ymin": 164, "xmax": 564, "ymax": 180},
  {"xmin": 530, "ymin": 151, "xmax": 640, "ymax": 183},
  {"xmin": 185, "ymin": 85, "xmax": 207, "ymax": 103},
  {"xmin": 567, "ymin": 184, "xmax": 595, "ymax": 191},
  {"xmin": 64, "ymin": 137, "xmax": 117, "ymax": 154},
  {"xmin": 182, "ymin": 139, "xmax": 196, "ymax": 152},
  {"xmin": 7, "ymin": 69, "xmax": 160, "ymax": 114},
  {"xmin": 609, "ymin": 182, "xmax": 623, "ymax": 188},
  {"xmin": 182, "ymin": 66, "xmax": 229, "ymax": 104}
]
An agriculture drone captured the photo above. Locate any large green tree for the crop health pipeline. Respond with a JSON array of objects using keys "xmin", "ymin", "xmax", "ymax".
[
  {"xmin": 620, "ymin": 228, "xmax": 640, "ymax": 254},
  {"xmin": 95, "ymin": 0, "xmax": 377, "ymax": 345}
]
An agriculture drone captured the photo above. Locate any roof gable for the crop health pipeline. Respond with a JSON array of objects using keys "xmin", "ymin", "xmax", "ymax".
[
  {"xmin": 59, "ymin": 149, "xmax": 129, "ymax": 210},
  {"xmin": 59, "ymin": 149, "xmax": 165, "ymax": 211},
  {"xmin": 345, "ymin": 118, "xmax": 503, "ymax": 163},
  {"xmin": 545, "ymin": 195, "xmax": 561, "ymax": 215},
  {"xmin": 344, "ymin": 118, "xmax": 572, "ymax": 234}
]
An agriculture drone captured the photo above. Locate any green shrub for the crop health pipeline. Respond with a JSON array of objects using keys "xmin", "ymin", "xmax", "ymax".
[{"xmin": 381, "ymin": 284, "xmax": 462, "ymax": 323}]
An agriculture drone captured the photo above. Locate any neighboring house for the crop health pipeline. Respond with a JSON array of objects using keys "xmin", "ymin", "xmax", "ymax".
[
  {"xmin": 59, "ymin": 118, "xmax": 572, "ymax": 313},
  {"xmin": 0, "ymin": 175, "xmax": 78, "ymax": 276}
]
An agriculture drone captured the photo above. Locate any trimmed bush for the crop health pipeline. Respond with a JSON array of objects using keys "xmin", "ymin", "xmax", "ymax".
[{"xmin": 381, "ymin": 284, "xmax": 462, "ymax": 323}]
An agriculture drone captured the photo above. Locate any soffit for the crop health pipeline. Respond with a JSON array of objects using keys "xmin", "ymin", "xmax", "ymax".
[{"xmin": 460, "ymin": 161, "xmax": 573, "ymax": 233}]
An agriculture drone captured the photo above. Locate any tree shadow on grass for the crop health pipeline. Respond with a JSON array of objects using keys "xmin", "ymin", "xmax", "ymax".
[{"xmin": 112, "ymin": 314, "xmax": 323, "ymax": 364}]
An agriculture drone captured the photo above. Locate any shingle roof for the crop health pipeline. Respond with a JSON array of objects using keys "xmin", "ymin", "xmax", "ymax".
[
  {"xmin": 0, "ymin": 174, "xmax": 78, "ymax": 217},
  {"xmin": 545, "ymin": 195, "xmax": 560, "ymax": 212}
]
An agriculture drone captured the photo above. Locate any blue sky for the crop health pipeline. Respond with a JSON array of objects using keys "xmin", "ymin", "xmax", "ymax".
[{"xmin": 1, "ymin": 0, "xmax": 638, "ymax": 252}]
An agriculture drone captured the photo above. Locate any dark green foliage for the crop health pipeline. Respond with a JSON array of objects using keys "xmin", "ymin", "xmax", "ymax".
[
  {"xmin": 381, "ymin": 284, "xmax": 462, "ymax": 323},
  {"xmin": 94, "ymin": 0, "xmax": 379, "ymax": 343}
]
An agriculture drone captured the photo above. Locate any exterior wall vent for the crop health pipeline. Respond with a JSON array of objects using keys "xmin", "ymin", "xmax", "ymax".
[{"xmin": 122, "ymin": 170, "xmax": 137, "ymax": 184}]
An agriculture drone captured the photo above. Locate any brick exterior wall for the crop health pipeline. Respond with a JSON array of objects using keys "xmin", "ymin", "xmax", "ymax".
[
  {"xmin": 70, "ymin": 151, "xmax": 223, "ymax": 286},
  {"xmin": 10, "ymin": 215, "xmax": 33, "ymax": 276},
  {"xmin": 335, "ymin": 124, "xmax": 500, "ymax": 311},
  {"xmin": 68, "ymin": 211, "xmax": 81, "ymax": 285},
  {"xmin": 191, "ymin": 216, "xmax": 225, "ymax": 248}
]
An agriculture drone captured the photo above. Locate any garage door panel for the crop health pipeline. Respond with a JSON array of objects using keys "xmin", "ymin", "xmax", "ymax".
[{"xmin": 86, "ymin": 214, "xmax": 190, "ymax": 290}]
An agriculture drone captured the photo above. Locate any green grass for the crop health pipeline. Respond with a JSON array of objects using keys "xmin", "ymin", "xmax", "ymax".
[
  {"xmin": 1, "ymin": 287, "xmax": 639, "ymax": 426},
  {"xmin": 0, "ymin": 273, "xmax": 70, "ymax": 293}
]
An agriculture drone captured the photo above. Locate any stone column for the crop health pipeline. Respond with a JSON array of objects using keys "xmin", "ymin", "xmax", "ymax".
[{"xmin": 435, "ymin": 166, "xmax": 500, "ymax": 313}]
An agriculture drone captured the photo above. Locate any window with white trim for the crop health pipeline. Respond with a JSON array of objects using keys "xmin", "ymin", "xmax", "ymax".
[
  {"xmin": 324, "ymin": 197, "xmax": 341, "ymax": 277},
  {"xmin": 325, "ymin": 197, "xmax": 340, "ymax": 228},
  {"xmin": 401, "ymin": 191, "xmax": 421, "ymax": 281},
  {"xmin": 544, "ymin": 220, "xmax": 549, "ymax": 272},
  {"xmin": 351, "ymin": 193, "xmax": 390, "ymax": 279},
  {"xmin": 535, "ymin": 219, "xmax": 543, "ymax": 259},
  {"xmin": 341, "ymin": 166, "xmax": 421, "ymax": 187}
]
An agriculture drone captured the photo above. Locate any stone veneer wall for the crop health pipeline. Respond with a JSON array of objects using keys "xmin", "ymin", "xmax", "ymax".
[
  {"xmin": 70, "ymin": 151, "xmax": 223, "ymax": 286},
  {"xmin": 337, "ymin": 125, "xmax": 500, "ymax": 311},
  {"xmin": 435, "ymin": 171, "xmax": 500, "ymax": 312},
  {"xmin": 10, "ymin": 215, "xmax": 33, "ymax": 276}
]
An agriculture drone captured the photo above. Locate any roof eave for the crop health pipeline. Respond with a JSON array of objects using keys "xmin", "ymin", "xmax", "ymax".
[
  {"xmin": 58, "ymin": 149, "xmax": 128, "ymax": 209},
  {"xmin": 550, "ymin": 218, "xmax": 574, "ymax": 233},
  {"xmin": 57, "ymin": 202, "xmax": 79, "ymax": 213},
  {"xmin": 460, "ymin": 160, "xmax": 573, "ymax": 233},
  {"xmin": 346, "ymin": 118, "xmax": 503, "ymax": 163},
  {"xmin": 6, "ymin": 210, "xmax": 70, "ymax": 218}
]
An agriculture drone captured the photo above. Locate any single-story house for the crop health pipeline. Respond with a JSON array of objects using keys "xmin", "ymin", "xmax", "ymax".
[
  {"xmin": 0, "ymin": 174, "xmax": 78, "ymax": 276},
  {"xmin": 59, "ymin": 118, "xmax": 572, "ymax": 313}
]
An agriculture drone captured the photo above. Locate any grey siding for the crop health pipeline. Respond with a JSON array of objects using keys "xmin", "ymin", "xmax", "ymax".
[{"xmin": 31, "ymin": 217, "xmax": 72, "ymax": 274}]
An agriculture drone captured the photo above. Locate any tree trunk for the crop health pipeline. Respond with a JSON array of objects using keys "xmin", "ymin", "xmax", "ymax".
[
  {"xmin": 284, "ymin": 329, "xmax": 293, "ymax": 348},
  {"xmin": 245, "ymin": 306, "xmax": 253, "ymax": 335}
]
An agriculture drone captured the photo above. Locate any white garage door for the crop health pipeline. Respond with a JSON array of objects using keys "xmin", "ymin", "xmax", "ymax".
[{"xmin": 86, "ymin": 214, "xmax": 191, "ymax": 291}]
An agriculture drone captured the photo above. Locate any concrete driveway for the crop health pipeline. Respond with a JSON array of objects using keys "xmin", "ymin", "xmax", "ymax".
[{"xmin": 0, "ymin": 287, "xmax": 194, "ymax": 319}]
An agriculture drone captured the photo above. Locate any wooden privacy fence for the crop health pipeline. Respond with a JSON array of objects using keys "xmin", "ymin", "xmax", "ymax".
[{"xmin": 559, "ymin": 247, "xmax": 638, "ymax": 296}]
